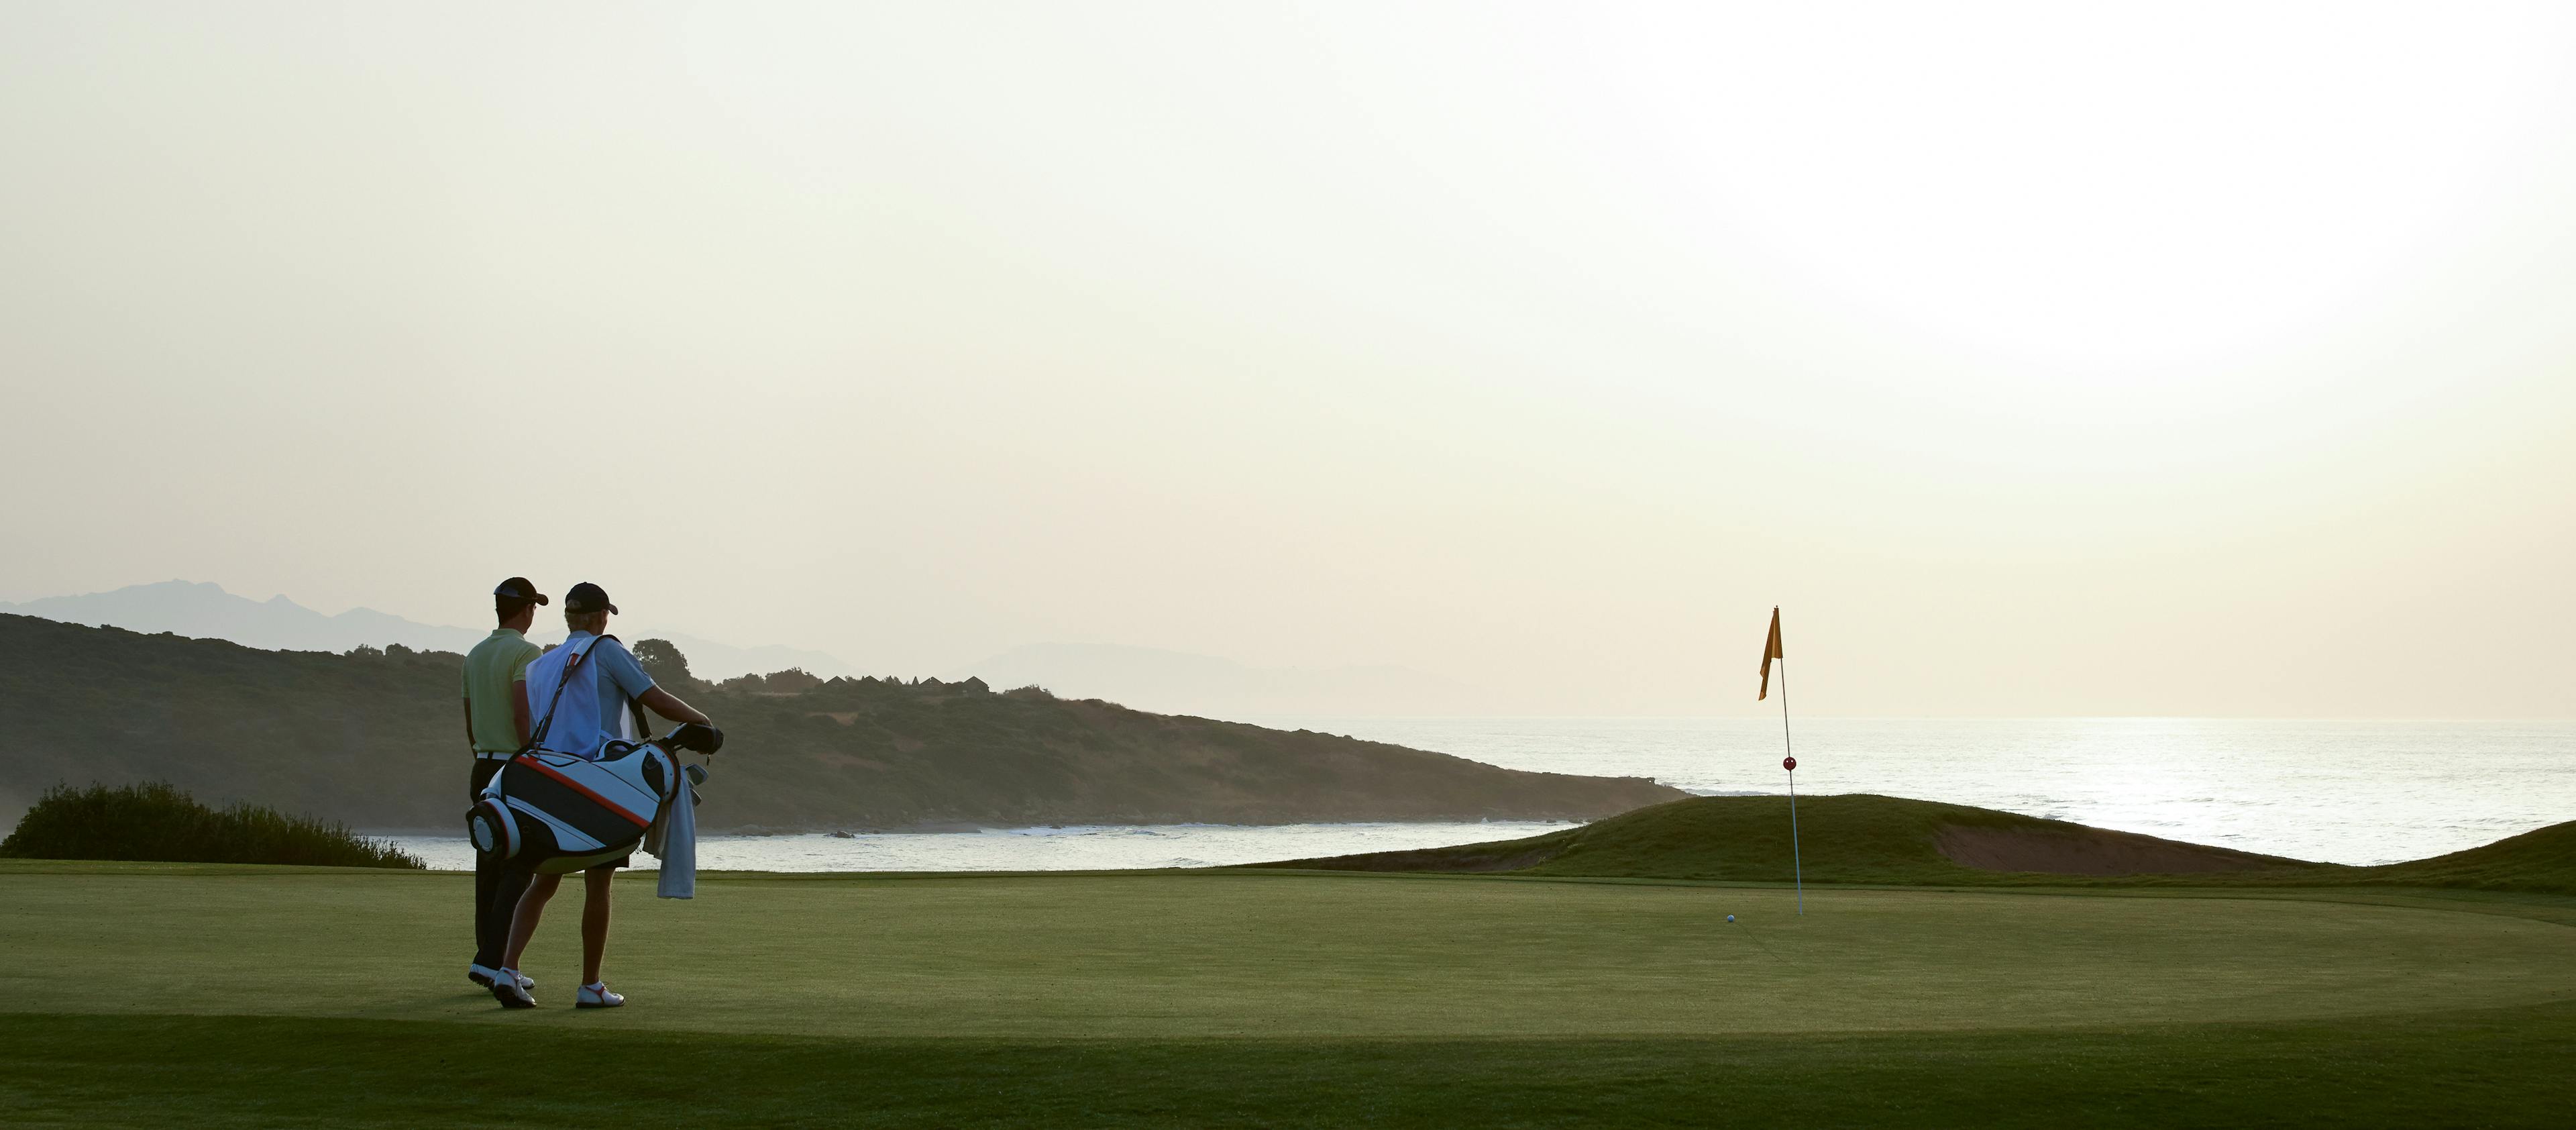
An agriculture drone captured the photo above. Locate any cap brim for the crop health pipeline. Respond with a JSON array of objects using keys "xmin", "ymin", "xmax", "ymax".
[
  {"xmin": 605, "ymin": 603, "xmax": 619, "ymax": 615},
  {"xmin": 533, "ymin": 595, "xmax": 551, "ymax": 606}
]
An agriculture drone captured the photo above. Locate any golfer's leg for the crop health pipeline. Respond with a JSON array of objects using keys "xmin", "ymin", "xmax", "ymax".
[
  {"xmin": 473, "ymin": 841, "xmax": 500, "ymax": 967},
  {"xmin": 483, "ymin": 864, "xmax": 531, "ymax": 968},
  {"xmin": 470, "ymin": 764, "xmax": 501, "ymax": 968},
  {"xmin": 502, "ymin": 874, "xmax": 562, "ymax": 971},
  {"xmin": 580, "ymin": 866, "xmax": 613, "ymax": 985}
]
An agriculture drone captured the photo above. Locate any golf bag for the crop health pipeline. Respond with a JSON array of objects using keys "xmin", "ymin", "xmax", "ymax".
[
  {"xmin": 466, "ymin": 635, "xmax": 722, "ymax": 874},
  {"xmin": 468, "ymin": 740, "xmax": 709, "ymax": 874}
]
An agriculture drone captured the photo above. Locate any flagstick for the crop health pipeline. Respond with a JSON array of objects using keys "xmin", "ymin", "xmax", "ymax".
[{"xmin": 1780, "ymin": 656, "xmax": 1803, "ymax": 915}]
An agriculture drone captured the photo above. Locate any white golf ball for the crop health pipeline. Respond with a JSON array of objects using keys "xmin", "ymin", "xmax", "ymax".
[{"xmin": 1726, "ymin": 915, "xmax": 1735, "ymax": 923}]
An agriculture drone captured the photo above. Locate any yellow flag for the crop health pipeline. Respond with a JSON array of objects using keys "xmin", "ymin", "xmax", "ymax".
[{"xmin": 1758, "ymin": 607, "xmax": 1784, "ymax": 701}]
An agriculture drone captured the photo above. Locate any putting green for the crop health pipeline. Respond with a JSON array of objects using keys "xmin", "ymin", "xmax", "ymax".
[{"xmin": 4, "ymin": 863, "xmax": 2570, "ymax": 1039}]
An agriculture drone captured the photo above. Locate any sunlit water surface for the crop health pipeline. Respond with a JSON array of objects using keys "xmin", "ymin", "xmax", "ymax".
[{"xmin": 385, "ymin": 717, "xmax": 2572, "ymax": 871}]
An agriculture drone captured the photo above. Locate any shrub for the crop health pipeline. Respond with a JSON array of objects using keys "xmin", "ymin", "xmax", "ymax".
[
  {"xmin": 633, "ymin": 638, "xmax": 702, "ymax": 694},
  {"xmin": 0, "ymin": 781, "xmax": 424, "ymax": 869},
  {"xmin": 764, "ymin": 668, "xmax": 823, "ymax": 693}
]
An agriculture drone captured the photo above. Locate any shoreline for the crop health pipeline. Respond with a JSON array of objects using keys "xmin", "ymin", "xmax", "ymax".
[
  {"xmin": 368, "ymin": 817, "xmax": 1585, "ymax": 874},
  {"xmin": 360, "ymin": 815, "xmax": 1593, "ymax": 839}
]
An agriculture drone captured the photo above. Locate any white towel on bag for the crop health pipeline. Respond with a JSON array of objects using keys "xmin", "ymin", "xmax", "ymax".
[{"xmin": 653, "ymin": 765, "xmax": 698, "ymax": 899}]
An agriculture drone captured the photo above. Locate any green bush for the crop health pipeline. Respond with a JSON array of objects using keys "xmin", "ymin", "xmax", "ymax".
[{"xmin": 0, "ymin": 781, "xmax": 423, "ymax": 869}]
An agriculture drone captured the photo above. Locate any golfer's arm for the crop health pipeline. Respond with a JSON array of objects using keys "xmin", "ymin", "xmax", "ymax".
[
  {"xmin": 512, "ymin": 679, "xmax": 532, "ymax": 748},
  {"xmin": 641, "ymin": 686, "xmax": 711, "ymax": 727},
  {"xmin": 462, "ymin": 699, "xmax": 474, "ymax": 746}
]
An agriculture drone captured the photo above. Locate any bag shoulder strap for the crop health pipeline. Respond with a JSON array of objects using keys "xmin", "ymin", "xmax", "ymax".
[
  {"xmin": 519, "ymin": 635, "xmax": 602, "ymax": 757},
  {"xmin": 490, "ymin": 637, "xmax": 600, "ymax": 808}
]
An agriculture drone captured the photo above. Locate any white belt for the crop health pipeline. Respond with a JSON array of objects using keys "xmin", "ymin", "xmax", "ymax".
[{"xmin": 475, "ymin": 750, "xmax": 519, "ymax": 761}]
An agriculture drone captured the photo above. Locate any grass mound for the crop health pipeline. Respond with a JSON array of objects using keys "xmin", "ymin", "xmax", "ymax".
[
  {"xmin": 1261, "ymin": 794, "xmax": 2576, "ymax": 894},
  {"xmin": 2369, "ymin": 820, "xmax": 2576, "ymax": 895},
  {"xmin": 1263, "ymin": 794, "xmax": 2320, "ymax": 886},
  {"xmin": 0, "ymin": 781, "xmax": 422, "ymax": 869}
]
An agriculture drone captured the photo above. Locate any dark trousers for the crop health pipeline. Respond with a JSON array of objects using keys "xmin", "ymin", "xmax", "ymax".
[{"xmin": 470, "ymin": 760, "xmax": 531, "ymax": 968}]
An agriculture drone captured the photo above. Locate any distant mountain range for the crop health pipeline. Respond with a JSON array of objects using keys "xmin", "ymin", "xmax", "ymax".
[
  {"xmin": 945, "ymin": 642, "xmax": 1497, "ymax": 719},
  {"xmin": 0, "ymin": 581, "xmax": 851, "ymax": 682}
]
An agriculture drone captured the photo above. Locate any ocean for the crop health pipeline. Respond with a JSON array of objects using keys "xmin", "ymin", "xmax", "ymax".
[{"xmin": 384, "ymin": 717, "xmax": 2574, "ymax": 872}]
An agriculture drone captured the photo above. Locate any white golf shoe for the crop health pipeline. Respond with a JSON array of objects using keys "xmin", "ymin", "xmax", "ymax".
[
  {"xmin": 490, "ymin": 968, "xmax": 536, "ymax": 1009},
  {"xmin": 468, "ymin": 965, "xmax": 537, "ymax": 992},
  {"xmin": 576, "ymin": 982, "xmax": 625, "ymax": 1009}
]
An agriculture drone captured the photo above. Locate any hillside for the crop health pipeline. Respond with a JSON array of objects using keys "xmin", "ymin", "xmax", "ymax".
[
  {"xmin": 0, "ymin": 614, "xmax": 1680, "ymax": 831},
  {"xmin": 1256, "ymin": 793, "xmax": 2576, "ymax": 895},
  {"xmin": 2365, "ymin": 819, "xmax": 2576, "ymax": 894},
  {"xmin": 0, "ymin": 581, "xmax": 854, "ymax": 679}
]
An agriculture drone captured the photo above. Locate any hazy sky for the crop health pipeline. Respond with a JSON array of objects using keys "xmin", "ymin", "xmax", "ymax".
[{"xmin": 4, "ymin": 2, "xmax": 2571, "ymax": 717}]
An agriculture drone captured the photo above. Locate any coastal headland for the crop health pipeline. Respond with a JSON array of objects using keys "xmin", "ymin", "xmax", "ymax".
[{"xmin": 1, "ymin": 613, "xmax": 1679, "ymax": 830}]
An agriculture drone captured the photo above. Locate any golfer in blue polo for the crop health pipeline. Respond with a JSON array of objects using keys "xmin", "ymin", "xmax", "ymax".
[{"xmin": 488, "ymin": 582, "xmax": 713, "ymax": 1009}]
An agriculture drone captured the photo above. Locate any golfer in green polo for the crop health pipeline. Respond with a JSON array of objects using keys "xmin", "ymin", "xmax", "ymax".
[{"xmin": 463, "ymin": 576, "xmax": 546, "ymax": 992}]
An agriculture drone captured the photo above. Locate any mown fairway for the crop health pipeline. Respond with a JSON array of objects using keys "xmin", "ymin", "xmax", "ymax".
[{"xmin": 5, "ymin": 862, "xmax": 2575, "ymax": 1127}]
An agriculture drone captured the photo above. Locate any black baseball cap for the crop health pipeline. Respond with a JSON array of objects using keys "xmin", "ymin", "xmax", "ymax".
[
  {"xmin": 493, "ymin": 577, "xmax": 549, "ymax": 605},
  {"xmin": 564, "ymin": 582, "xmax": 618, "ymax": 615}
]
